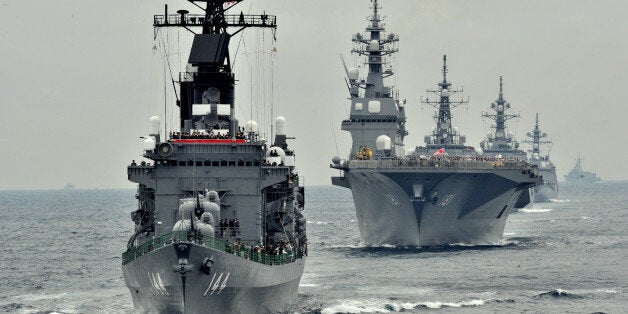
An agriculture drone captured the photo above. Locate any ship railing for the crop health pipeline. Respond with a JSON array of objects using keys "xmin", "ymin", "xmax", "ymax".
[
  {"xmin": 153, "ymin": 14, "xmax": 277, "ymax": 28},
  {"xmin": 347, "ymin": 158, "xmax": 528, "ymax": 170},
  {"xmin": 122, "ymin": 230, "xmax": 303, "ymax": 266}
]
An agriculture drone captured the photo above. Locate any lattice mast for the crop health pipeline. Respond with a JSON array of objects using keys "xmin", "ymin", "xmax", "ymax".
[
  {"xmin": 523, "ymin": 113, "xmax": 552, "ymax": 156},
  {"xmin": 482, "ymin": 76, "xmax": 520, "ymax": 149},
  {"xmin": 421, "ymin": 55, "xmax": 469, "ymax": 145},
  {"xmin": 346, "ymin": 0, "xmax": 399, "ymax": 98},
  {"xmin": 153, "ymin": 0, "xmax": 276, "ymax": 135}
]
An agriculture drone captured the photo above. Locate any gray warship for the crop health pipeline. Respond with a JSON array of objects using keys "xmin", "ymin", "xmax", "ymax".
[
  {"xmin": 330, "ymin": 0, "xmax": 541, "ymax": 247},
  {"xmin": 565, "ymin": 154, "xmax": 601, "ymax": 184},
  {"xmin": 121, "ymin": 1, "xmax": 307, "ymax": 313},
  {"xmin": 523, "ymin": 113, "xmax": 559, "ymax": 202},
  {"xmin": 480, "ymin": 77, "xmax": 532, "ymax": 208}
]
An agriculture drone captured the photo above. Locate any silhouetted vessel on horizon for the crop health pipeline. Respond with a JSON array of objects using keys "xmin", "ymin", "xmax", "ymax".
[{"xmin": 564, "ymin": 154, "xmax": 601, "ymax": 184}]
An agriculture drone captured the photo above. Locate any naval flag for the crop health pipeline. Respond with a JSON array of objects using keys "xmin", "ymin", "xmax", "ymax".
[{"xmin": 433, "ymin": 148, "xmax": 445, "ymax": 156}]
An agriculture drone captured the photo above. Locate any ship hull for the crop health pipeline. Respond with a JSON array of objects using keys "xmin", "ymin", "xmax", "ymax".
[
  {"xmin": 337, "ymin": 169, "xmax": 536, "ymax": 247},
  {"xmin": 534, "ymin": 184, "xmax": 558, "ymax": 203},
  {"xmin": 122, "ymin": 243, "xmax": 304, "ymax": 314},
  {"xmin": 533, "ymin": 169, "xmax": 559, "ymax": 202}
]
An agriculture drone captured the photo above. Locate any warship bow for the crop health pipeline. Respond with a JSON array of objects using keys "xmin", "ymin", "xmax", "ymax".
[
  {"xmin": 331, "ymin": 0, "xmax": 541, "ymax": 247},
  {"xmin": 122, "ymin": 1, "xmax": 306, "ymax": 313}
]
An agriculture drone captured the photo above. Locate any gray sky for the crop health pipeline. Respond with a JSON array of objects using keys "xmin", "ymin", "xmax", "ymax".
[{"xmin": 1, "ymin": 0, "xmax": 627, "ymax": 190}]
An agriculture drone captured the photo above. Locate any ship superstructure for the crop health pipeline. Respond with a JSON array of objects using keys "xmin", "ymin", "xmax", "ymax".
[
  {"xmin": 415, "ymin": 55, "xmax": 474, "ymax": 157},
  {"xmin": 480, "ymin": 77, "xmax": 526, "ymax": 160},
  {"xmin": 331, "ymin": 1, "xmax": 541, "ymax": 247},
  {"xmin": 340, "ymin": 0, "xmax": 406, "ymax": 159},
  {"xmin": 565, "ymin": 154, "xmax": 601, "ymax": 183},
  {"xmin": 481, "ymin": 77, "xmax": 532, "ymax": 208},
  {"xmin": 523, "ymin": 113, "xmax": 558, "ymax": 202},
  {"xmin": 121, "ymin": 1, "xmax": 306, "ymax": 313}
]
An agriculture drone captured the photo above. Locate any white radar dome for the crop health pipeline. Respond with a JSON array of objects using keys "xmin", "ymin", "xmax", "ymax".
[
  {"xmin": 532, "ymin": 153, "xmax": 540, "ymax": 159},
  {"xmin": 266, "ymin": 146, "xmax": 287, "ymax": 162},
  {"xmin": 149, "ymin": 116, "xmax": 160, "ymax": 135},
  {"xmin": 348, "ymin": 67, "xmax": 359, "ymax": 81},
  {"xmin": 202, "ymin": 202, "xmax": 220, "ymax": 223},
  {"xmin": 245, "ymin": 120, "xmax": 259, "ymax": 133},
  {"xmin": 441, "ymin": 89, "xmax": 450, "ymax": 97},
  {"xmin": 143, "ymin": 136, "xmax": 156, "ymax": 151},
  {"xmin": 475, "ymin": 147, "xmax": 484, "ymax": 156},
  {"xmin": 507, "ymin": 132, "xmax": 514, "ymax": 139},
  {"xmin": 196, "ymin": 222, "xmax": 214, "ymax": 236},
  {"xmin": 332, "ymin": 156, "xmax": 341, "ymax": 165},
  {"xmin": 376, "ymin": 135, "xmax": 392, "ymax": 151},
  {"xmin": 276, "ymin": 116, "xmax": 286, "ymax": 136},
  {"xmin": 178, "ymin": 201, "xmax": 195, "ymax": 219},
  {"xmin": 172, "ymin": 220, "xmax": 192, "ymax": 232},
  {"xmin": 205, "ymin": 190, "xmax": 220, "ymax": 203},
  {"xmin": 200, "ymin": 212, "xmax": 215, "ymax": 227},
  {"xmin": 533, "ymin": 143, "xmax": 539, "ymax": 149},
  {"xmin": 370, "ymin": 40, "xmax": 379, "ymax": 51}
]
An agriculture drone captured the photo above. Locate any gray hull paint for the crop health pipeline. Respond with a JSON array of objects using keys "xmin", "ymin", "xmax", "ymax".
[
  {"xmin": 123, "ymin": 244, "xmax": 304, "ymax": 314},
  {"xmin": 535, "ymin": 170, "xmax": 558, "ymax": 203},
  {"xmin": 534, "ymin": 185, "xmax": 558, "ymax": 203},
  {"xmin": 344, "ymin": 169, "xmax": 532, "ymax": 246}
]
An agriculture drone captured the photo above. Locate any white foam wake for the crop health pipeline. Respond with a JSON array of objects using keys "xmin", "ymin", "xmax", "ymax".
[
  {"xmin": 548, "ymin": 199, "xmax": 569, "ymax": 203},
  {"xmin": 320, "ymin": 298, "xmax": 488, "ymax": 314},
  {"xmin": 520, "ymin": 208, "xmax": 554, "ymax": 213}
]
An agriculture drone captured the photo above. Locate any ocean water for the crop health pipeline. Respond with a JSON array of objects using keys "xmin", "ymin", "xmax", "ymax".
[{"xmin": 0, "ymin": 183, "xmax": 626, "ymax": 313}]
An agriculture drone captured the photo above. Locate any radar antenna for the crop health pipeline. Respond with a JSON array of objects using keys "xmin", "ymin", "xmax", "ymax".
[{"xmin": 420, "ymin": 55, "xmax": 469, "ymax": 145}]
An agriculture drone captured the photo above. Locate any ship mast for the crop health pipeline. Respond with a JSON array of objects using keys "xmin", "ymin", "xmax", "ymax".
[
  {"xmin": 349, "ymin": 0, "xmax": 399, "ymax": 99},
  {"xmin": 523, "ymin": 113, "xmax": 552, "ymax": 156},
  {"xmin": 421, "ymin": 55, "xmax": 469, "ymax": 146},
  {"xmin": 482, "ymin": 76, "xmax": 520, "ymax": 150},
  {"xmin": 153, "ymin": 0, "xmax": 277, "ymax": 135}
]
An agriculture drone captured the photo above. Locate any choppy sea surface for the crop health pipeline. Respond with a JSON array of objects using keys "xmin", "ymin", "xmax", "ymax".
[{"xmin": 0, "ymin": 182, "xmax": 626, "ymax": 313}]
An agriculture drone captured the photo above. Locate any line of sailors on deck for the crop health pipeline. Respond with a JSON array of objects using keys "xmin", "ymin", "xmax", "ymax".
[
  {"xmin": 171, "ymin": 130, "xmax": 246, "ymax": 140},
  {"xmin": 219, "ymin": 218, "xmax": 240, "ymax": 238}
]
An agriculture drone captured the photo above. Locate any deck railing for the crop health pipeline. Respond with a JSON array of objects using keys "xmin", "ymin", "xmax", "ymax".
[
  {"xmin": 122, "ymin": 230, "xmax": 302, "ymax": 266},
  {"xmin": 348, "ymin": 158, "xmax": 530, "ymax": 171}
]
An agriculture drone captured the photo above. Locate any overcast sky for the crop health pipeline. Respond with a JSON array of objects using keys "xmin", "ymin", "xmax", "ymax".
[{"xmin": 1, "ymin": 0, "xmax": 627, "ymax": 190}]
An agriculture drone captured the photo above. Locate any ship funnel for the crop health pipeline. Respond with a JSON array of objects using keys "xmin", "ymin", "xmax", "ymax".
[
  {"xmin": 149, "ymin": 116, "xmax": 160, "ymax": 135},
  {"xmin": 276, "ymin": 116, "xmax": 286, "ymax": 136}
]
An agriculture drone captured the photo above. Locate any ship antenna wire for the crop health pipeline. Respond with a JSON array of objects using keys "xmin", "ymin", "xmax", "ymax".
[{"xmin": 331, "ymin": 116, "xmax": 340, "ymax": 156}]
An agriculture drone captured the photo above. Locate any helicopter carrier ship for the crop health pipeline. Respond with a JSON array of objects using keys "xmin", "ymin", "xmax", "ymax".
[
  {"xmin": 330, "ymin": 0, "xmax": 541, "ymax": 247},
  {"xmin": 480, "ymin": 77, "xmax": 533, "ymax": 208},
  {"xmin": 565, "ymin": 154, "xmax": 601, "ymax": 184},
  {"xmin": 121, "ymin": 1, "xmax": 306, "ymax": 313},
  {"xmin": 523, "ymin": 113, "xmax": 558, "ymax": 202}
]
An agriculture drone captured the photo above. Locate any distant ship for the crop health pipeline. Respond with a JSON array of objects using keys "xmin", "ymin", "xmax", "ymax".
[
  {"xmin": 64, "ymin": 183, "xmax": 75, "ymax": 190},
  {"xmin": 330, "ymin": 0, "xmax": 541, "ymax": 247},
  {"xmin": 565, "ymin": 154, "xmax": 601, "ymax": 184},
  {"xmin": 121, "ymin": 1, "xmax": 306, "ymax": 313},
  {"xmin": 524, "ymin": 113, "xmax": 558, "ymax": 202},
  {"xmin": 480, "ymin": 77, "xmax": 533, "ymax": 208}
]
